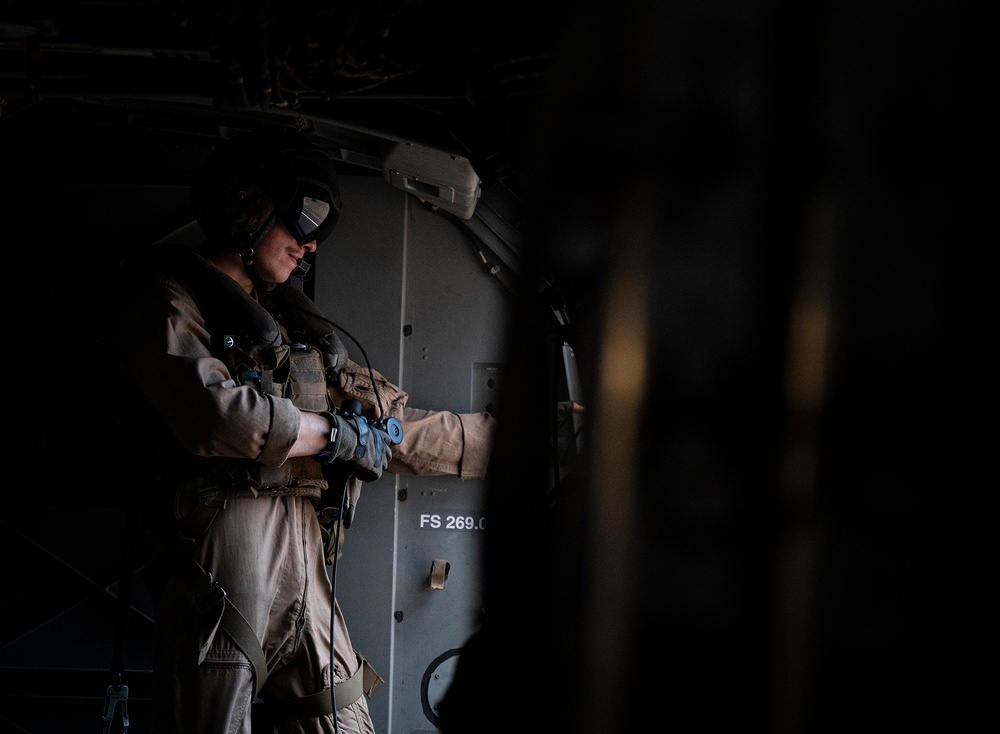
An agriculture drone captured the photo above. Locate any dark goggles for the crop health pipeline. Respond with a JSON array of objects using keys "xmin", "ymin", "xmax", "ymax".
[{"xmin": 278, "ymin": 181, "xmax": 340, "ymax": 244}]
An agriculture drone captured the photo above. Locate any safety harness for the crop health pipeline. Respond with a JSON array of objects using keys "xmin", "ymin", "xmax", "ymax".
[{"xmin": 167, "ymin": 532, "xmax": 382, "ymax": 715}]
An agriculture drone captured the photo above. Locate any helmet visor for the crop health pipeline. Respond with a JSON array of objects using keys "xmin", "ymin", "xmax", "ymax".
[
  {"xmin": 282, "ymin": 182, "xmax": 340, "ymax": 244},
  {"xmin": 297, "ymin": 195, "xmax": 332, "ymax": 239}
]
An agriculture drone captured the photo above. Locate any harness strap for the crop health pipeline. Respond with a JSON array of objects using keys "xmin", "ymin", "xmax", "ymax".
[
  {"xmin": 219, "ymin": 599, "xmax": 270, "ymax": 699},
  {"xmin": 177, "ymin": 555, "xmax": 270, "ymax": 698},
  {"xmin": 265, "ymin": 652, "xmax": 383, "ymax": 721}
]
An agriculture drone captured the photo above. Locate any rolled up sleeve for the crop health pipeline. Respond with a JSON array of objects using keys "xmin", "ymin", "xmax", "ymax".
[{"xmin": 385, "ymin": 407, "xmax": 496, "ymax": 479}]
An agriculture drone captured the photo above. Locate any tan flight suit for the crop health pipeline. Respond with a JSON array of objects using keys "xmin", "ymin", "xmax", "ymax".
[{"xmin": 109, "ymin": 246, "xmax": 494, "ymax": 734}]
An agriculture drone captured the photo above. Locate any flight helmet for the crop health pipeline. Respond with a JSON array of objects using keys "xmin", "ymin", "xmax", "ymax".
[{"xmin": 192, "ymin": 128, "xmax": 342, "ymax": 254}]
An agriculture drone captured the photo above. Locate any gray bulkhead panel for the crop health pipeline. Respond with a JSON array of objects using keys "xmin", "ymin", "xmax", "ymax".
[{"xmin": 313, "ymin": 176, "xmax": 510, "ymax": 733}]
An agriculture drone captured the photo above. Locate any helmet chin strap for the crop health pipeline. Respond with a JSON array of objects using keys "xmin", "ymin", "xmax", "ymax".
[{"xmin": 240, "ymin": 249, "xmax": 280, "ymax": 294}]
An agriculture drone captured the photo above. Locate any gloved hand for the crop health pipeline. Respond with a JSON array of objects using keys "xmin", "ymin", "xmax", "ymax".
[{"xmin": 316, "ymin": 410, "xmax": 393, "ymax": 482}]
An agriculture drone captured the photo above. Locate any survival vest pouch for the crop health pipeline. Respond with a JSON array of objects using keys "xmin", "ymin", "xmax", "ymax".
[{"xmin": 285, "ymin": 345, "xmax": 332, "ymax": 411}]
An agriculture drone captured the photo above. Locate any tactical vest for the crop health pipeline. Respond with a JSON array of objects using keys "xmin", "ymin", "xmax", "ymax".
[{"xmin": 124, "ymin": 244, "xmax": 349, "ymax": 499}]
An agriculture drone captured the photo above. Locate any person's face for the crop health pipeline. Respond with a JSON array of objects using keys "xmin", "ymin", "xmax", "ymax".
[{"xmin": 253, "ymin": 218, "xmax": 317, "ymax": 283}]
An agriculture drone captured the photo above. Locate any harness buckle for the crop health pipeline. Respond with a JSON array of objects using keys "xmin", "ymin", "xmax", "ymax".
[{"xmin": 193, "ymin": 572, "xmax": 228, "ymax": 614}]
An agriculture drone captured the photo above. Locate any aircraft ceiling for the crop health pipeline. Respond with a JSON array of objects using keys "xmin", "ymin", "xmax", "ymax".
[{"xmin": 1, "ymin": 1, "xmax": 569, "ymax": 196}]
